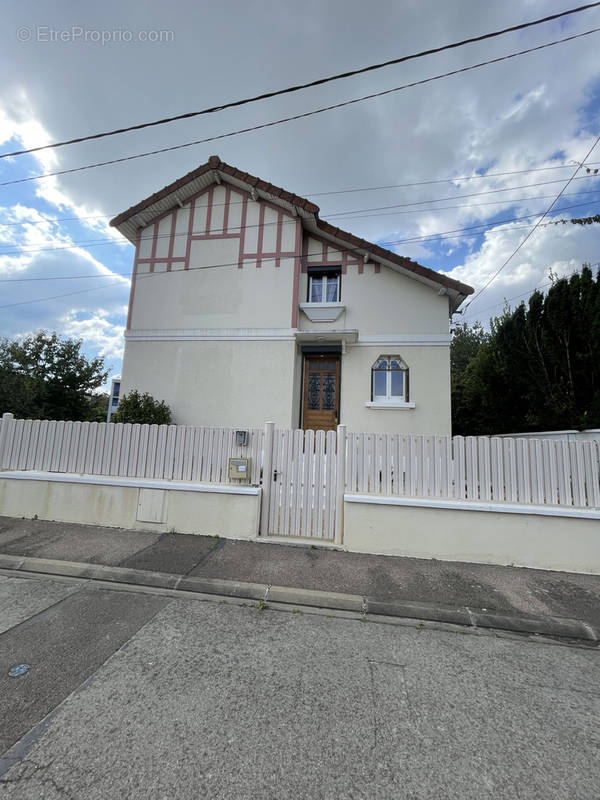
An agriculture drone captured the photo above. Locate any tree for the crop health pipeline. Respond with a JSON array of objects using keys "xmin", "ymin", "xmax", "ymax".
[
  {"xmin": 112, "ymin": 390, "xmax": 172, "ymax": 425},
  {"xmin": 450, "ymin": 322, "xmax": 488, "ymax": 434},
  {"xmin": 0, "ymin": 331, "xmax": 108, "ymax": 421},
  {"xmin": 452, "ymin": 265, "xmax": 600, "ymax": 435},
  {"xmin": 87, "ymin": 393, "xmax": 109, "ymax": 422}
]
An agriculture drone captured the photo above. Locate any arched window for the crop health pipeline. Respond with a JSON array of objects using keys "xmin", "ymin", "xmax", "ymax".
[{"xmin": 371, "ymin": 356, "xmax": 408, "ymax": 403}]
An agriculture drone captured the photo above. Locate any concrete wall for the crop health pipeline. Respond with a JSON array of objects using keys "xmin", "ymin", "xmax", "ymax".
[
  {"xmin": 344, "ymin": 495, "xmax": 600, "ymax": 574},
  {"xmin": 121, "ymin": 338, "xmax": 451, "ymax": 433},
  {"xmin": 132, "ymin": 253, "xmax": 297, "ymax": 331},
  {"xmin": 121, "ymin": 335, "xmax": 453, "ymax": 434},
  {"xmin": 339, "ymin": 344, "xmax": 451, "ymax": 435},
  {"xmin": 121, "ymin": 338, "xmax": 297, "ymax": 428},
  {"xmin": 298, "ymin": 260, "xmax": 449, "ymax": 335},
  {"xmin": 2, "ymin": 472, "xmax": 598, "ymax": 575},
  {"xmin": 0, "ymin": 474, "xmax": 261, "ymax": 539}
]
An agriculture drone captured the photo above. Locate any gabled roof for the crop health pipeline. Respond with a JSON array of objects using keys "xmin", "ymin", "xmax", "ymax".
[{"xmin": 110, "ymin": 156, "xmax": 473, "ymax": 309}]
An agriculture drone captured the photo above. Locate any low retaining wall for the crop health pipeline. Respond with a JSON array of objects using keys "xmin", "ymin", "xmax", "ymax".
[
  {"xmin": 2, "ymin": 472, "xmax": 599, "ymax": 574},
  {"xmin": 0, "ymin": 472, "xmax": 261, "ymax": 539},
  {"xmin": 344, "ymin": 494, "xmax": 600, "ymax": 574}
]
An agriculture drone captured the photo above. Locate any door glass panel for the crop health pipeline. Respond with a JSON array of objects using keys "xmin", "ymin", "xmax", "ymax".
[
  {"xmin": 322, "ymin": 373, "xmax": 335, "ymax": 409},
  {"xmin": 308, "ymin": 374, "xmax": 321, "ymax": 409}
]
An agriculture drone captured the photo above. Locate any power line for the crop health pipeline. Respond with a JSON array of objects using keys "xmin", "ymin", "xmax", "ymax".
[
  {"xmin": 3, "ymin": 159, "xmax": 600, "ymax": 231},
  {"xmin": 2, "ymin": 169, "xmax": 599, "ymax": 254},
  {"xmin": 0, "ymin": 271, "xmax": 130, "ymax": 283},
  {"xmin": 461, "ymin": 262, "xmax": 600, "ymax": 321},
  {"xmin": 2, "ymin": 27, "xmax": 598, "ymax": 190},
  {"xmin": 463, "ymin": 134, "xmax": 600, "ymax": 309},
  {"xmin": 0, "ymin": 181, "xmax": 600, "ymax": 257},
  {"xmin": 3, "ymin": 2, "xmax": 599, "ymax": 161},
  {"xmin": 338, "ymin": 188, "xmax": 600, "ymax": 221},
  {"xmin": 462, "ymin": 280, "xmax": 555, "ymax": 321},
  {"xmin": 0, "ymin": 220, "xmax": 573, "ymax": 282},
  {"xmin": 324, "ymin": 175, "xmax": 598, "ymax": 218},
  {"xmin": 391, "ymin": 213, "xmax": 593, "ymax": 246},
  {"xmin": 3, "ymin": 187, "xmax": 600, "ymax": 259},
  {"xmin": 0, "ymin": 280, "xmax": 127, "ymax": 310},
  {"xmin": 5, "ymin": 184, "xmax": 600, "ymax": 264},
  {"xmin": 3, "ymin": 203, "xmax": 600, "ymax": 308},
  {"xmin": 0, "ymin": 238, "xmax": 481, "ymax": 307},
  {"xmin": 2, "ymin": 228, "xmax": 599, "ymax": 309},
  {"xmin": 307, "ymin": 161, "xmax": 600, "ymax": 197}
]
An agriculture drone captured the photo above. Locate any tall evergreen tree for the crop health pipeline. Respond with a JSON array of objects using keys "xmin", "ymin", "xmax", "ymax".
[{"xmin": 451, "ymin": 265, "xmax": 600, "ymax": 434}]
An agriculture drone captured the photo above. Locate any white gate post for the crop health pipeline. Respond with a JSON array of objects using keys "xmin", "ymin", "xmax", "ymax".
[
  {"xmin": 259, "ymin": 421, "xmax": 275, "ymax": 536},
  {"xmin": 335, "ymin": 424, "xmax": 346, "ymax": 545},
  {"xmin": 0, "ymin": 412, "xmax": 15, "ymax": 470}
]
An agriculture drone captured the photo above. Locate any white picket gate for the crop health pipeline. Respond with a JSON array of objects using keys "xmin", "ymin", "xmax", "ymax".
[{"xmin": 265, "ymin": 427, "xmax": 338, "ymax": 540}]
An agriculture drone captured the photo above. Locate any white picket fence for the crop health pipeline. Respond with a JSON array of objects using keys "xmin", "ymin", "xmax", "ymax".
[
  {"xmin": 345, "ymin": 433, "xmax": 600, "ymax": 509},
  {"xmin": 0, "ymin": 415, "xmax": 263, "ymax": 485},
  {"xmin": 2, "ymin": 414, "xmax": 600, "ymax": 542}
]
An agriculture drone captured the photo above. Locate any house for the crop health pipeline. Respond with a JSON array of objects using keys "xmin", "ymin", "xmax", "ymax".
[
  {"xmin": 105, "ymin": 376, "xmax": 121, "ymax": 422},
  {"xmin": 110, "ymin": 156, "xmax": 473, "ymax": 434}
]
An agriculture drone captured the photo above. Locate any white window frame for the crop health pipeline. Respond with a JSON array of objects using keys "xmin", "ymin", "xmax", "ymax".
[
  {"xmin": 308, "ymin": 272, "xmax": 340, "ymax": 303},
  {"xmin": 367, "ymin": 356, "xmax": 415, "ymax": 408}
]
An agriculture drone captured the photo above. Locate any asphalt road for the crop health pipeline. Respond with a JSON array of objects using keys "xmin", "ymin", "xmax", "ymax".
[{"xmin": 1, "ymin": 572, "xmax": 599, "ymax": 799}]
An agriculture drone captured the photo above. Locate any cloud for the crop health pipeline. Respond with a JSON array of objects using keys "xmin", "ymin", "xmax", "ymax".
[
  {"xmin": 449, "ymin": 219, "xmax": 600, "ymax": 325},
  {"xmin": 0, "ymin": 194, "xmax": 130, "ymax": 372},
  {"xmin": 61, "ymin": 310, "xmax": 125, "ymax": 361},
  {"xmin": 0, "ymin": 0, "xmax": 599, "ymax": 354},
  {"xmin": 0, "ymin": 97, "xmax": 130, "ymax": 373}
]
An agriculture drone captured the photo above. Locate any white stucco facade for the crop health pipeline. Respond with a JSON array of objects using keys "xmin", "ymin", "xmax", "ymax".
[{"xmin": 114, "ymin": 158, "xmax": 472, "ymax": 434}]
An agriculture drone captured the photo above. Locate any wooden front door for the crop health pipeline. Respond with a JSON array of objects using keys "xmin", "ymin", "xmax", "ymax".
[{"xmin": 302, "ymin": 354, "xmax": 340, "ymax": 432}]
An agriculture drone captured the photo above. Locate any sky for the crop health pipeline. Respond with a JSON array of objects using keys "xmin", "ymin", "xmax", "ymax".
[{"xmin": 1, "ymin": 0, "xmax": 600, "ymax": 387}]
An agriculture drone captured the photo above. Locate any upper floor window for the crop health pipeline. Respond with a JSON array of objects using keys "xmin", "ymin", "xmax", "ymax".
[
  {"xmin": 372, "ymin": 356, "xmax": 408, "ymax": 402},
  {"xmin": 308, "ymin": 269, "xmax": 341, "ymax": 303}
]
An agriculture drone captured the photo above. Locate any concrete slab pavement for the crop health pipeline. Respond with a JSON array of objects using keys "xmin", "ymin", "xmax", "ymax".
[
  {"xmin": 0, "ymin": 574, "xmax": 77, "ymax": 635},
  {"xmin": 1, "ymin": 515, "xmax": 599, "ymax": 637},
  {"xmin": 1, "ymin": 592, "xmax": 599, "ymax": 799},
  {"xmin": 0, "ymin": 578, "xmax": 167, "ymax": 753},
  {"xmin": 0, "ymin": 520, "xmax": 162, "ymax": 565},
  {"xmin": 119, "ymin": 530, "xmax": 224, "ymax": 573}
]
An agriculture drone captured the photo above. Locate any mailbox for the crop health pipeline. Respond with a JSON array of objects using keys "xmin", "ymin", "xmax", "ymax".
[
  {"xmin": 228, "ymin": 457, "xmax": 251, "ymax": 481},
  {"xmin": 235, "ymin": 430, "xmax": 249, "ymax": 446}
]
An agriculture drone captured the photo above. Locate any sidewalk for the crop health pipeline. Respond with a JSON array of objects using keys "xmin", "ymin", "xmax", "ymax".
[{"xmin": 1, "ymin": 515, "xmax": 599, "ymax": 639}]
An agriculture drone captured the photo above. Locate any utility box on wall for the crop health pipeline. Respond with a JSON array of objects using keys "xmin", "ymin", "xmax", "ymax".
[
  {"xmin": 228, "ymin": 458, "xmax": 251, "ymax": 482},
  {"xmin": 136, "ymin": 488, "xmax": 167, "ymax": 523}
]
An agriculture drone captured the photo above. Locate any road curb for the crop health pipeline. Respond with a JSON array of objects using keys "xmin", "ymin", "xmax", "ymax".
[{"xmin": 0, "ymin": 553, "xmax": 596, "ymax": 642}]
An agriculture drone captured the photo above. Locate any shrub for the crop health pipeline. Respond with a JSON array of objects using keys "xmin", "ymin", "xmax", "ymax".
[{"xmin": 112, "ymin": 390, "xmax": 172, "ymax": 425}]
